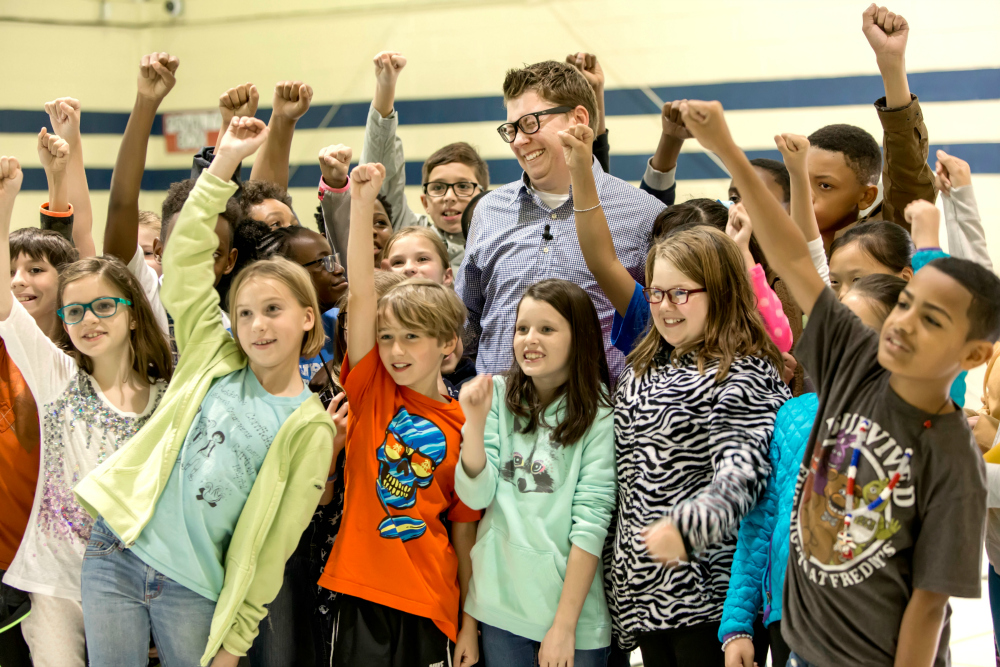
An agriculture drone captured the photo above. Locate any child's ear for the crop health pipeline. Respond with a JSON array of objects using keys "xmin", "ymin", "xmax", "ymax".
[
  {"xmin": 152, "ymin": 237, "xmax": 164, "ymax": 261},
  {"xmin": 223, "ymin": 248, "xmax": 238, "ymax": 276},
  {"xmin": 441, "ymin": 334, "xmax": 458, "ymax": 358},
  {"xmin": 420, "ymin": 193, "xmax": 430, "ymax": 213},
  {"xmin": 961, "ymin": 339, "xmax": 996, "ymax": 371},
  {"xmin": 302, "ymin": 305, "xmax": 316, "ymax": 332},
  {"xmin": 858, "ymin": 184, "xmax": 879, "ymax": 212},
  {"xmin": 900, "ymin": 266, "xmax": 914, "ymax": 281},
  {"xmin": 443, "ymin": 266, "xmax": 454, "ymax": 287}
]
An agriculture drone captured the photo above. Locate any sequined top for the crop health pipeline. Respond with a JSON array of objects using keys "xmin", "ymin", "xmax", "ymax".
[{"xmin": 0, "ymin": 300, "xmax": 166, "ymax": 600}]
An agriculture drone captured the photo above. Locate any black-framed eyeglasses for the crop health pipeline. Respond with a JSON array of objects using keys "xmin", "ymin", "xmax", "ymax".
[
  {"xmin": 422, "ymin": 181, "xmax": 480, "ymax": 198},
  {"xmin": 57, "ymin": 297, "xmax": 132, "ymax": 325},
  {"xmin": 641, "ymin": 287, "xmax": 707, "ymax": 305},
  {"xmin": 497, "ymin": 106, "xmax": 573, "ymax": 143},
  {"xmin": 302, "ymin": 253, "xmax": 343, "ymax": 274}
]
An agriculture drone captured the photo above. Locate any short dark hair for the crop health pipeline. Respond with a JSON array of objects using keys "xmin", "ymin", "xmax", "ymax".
[
  {"xmin": 502, "ymin": 61, "xmax": 598, "ymax": 133},
  {"xmin": 849, "ymin": 273, "xmax": 907, "ymax": 325},
  {"xmin": 750, "ymin": 158, "xmax": 790, "ymax": 204},
  {"xmin": 830, "ymin": 221, "xmax": 914, "ymax": 273},
  {"xmin": 10, "ymin": 228, "xmax": 78, "ymax": 270},
  {"xmin": 241, "ymin": 180, "xmax": 293, "ymax": 220},
  {"xmin": 422, "ymin": 142, "xmax": 490, "ymax": 190},
  {"xmin": 160, "ymin": 179, "xmax": 240, "ymax": 250},
  {"xmin": 461, "ymin": 190, "xmax": 489, "ymax": 241},
  {"xmin": 375, "ymin": 194, "xmax": 392, "ymax": 222},
  {"xmin": 655, "ymin": 198, "xmax": 766, "ymax": 267},
  {"xmin": 926, "ymin": 257, "xmax": 1000, "ymax": 342},
  {"xmin": 807, "ymin": 124, "xmax": 882, "ymax": 187}
]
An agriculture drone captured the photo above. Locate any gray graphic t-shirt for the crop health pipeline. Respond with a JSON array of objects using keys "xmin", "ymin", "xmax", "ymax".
[{"xmin": 130, "ymin": 367, "xmax": 310, "ymax": 600}]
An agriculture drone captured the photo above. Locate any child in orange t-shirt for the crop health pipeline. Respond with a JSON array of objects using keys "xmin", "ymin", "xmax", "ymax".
[{"xmin": 319, "ymin": 162, "xmax": 480, "ymax": 667}]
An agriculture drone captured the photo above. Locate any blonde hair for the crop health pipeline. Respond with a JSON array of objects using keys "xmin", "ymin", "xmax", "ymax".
[
  {"xmin": 138, "ymin": 210, "xmax": 162, "ymax": 234},
  {"xmin": 377, "ymin": 277, "xmax": 466, "ymax": 344},
  {"xmin": 627, "ymin": 226, "xmax": 782, "ymax": 381},
  {"xmin": 228, "ymin": 256, "xmax": 324, "ymax": 358},
  {"xmin": 379, "ymin": 227, "xmax": 450, "ymax": 275}
]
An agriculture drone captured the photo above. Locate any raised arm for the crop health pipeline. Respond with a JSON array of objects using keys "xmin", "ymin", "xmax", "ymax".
[
  {"xmin": 215, "ymin": 83, "xmax": 259, "ymax": 153},
  {"xmin": 681, "ymin": 100, "xmax": 826, "ymax": 316},
  {"xmin": 566, "ymin": 52, "xmax": 608, "ymax": 171},
  {"xmin": 558, "ymin": 124, "xmax": 636, "ymax": 315},
  {"xmin": 640, "ymin": 101, "xmax": 689, "ymax": 207},
  {"xmin": 105, "ymin": 52, "xmax": 179, "ymax": 264},
  {"xmin": 935, "ymin": 150, "xmax": 992, "ymax": 271},
  {"xmin": 37, "ymin": 129, "xmax": 70, "ymax": 220},
  {"xmin": 346, "ymin": 163, "xmax": 386, "ymax": 365},
  {"xmin": 318, "ymin": 144, "xmax": 353, "ymax": 273},
  {"xmin": 44, "ymin": 98, "xmax": 95, "ymax": 258},
  {"xmin": 775, "ymin": 133, "xmax": 830, "ymax": 285},
  {"xmin": 249, "ymin": 81, "xmax": 312, "ymax": 189},
  {"xmin": 0, "ymin": 157, "xmax": 23, "ymax": 321},
  {"xmin": 862, "ymin": 4, "xmax": 935, "ymax": 227}
]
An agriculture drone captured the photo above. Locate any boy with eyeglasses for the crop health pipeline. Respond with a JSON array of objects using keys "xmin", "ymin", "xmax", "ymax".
[{"xmin": 356, "ymin": 51, "xmax": 490, "ymax": 274}]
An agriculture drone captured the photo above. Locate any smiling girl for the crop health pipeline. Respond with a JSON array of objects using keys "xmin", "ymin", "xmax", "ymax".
[
  {"xmin": 609, "ymin": 226, "xmax": 789, "ymax": 665},
  {"xmin": 455, "ymin": 278, "xmax": 616, "ymax": 667},
  {"xmin": 0, "ymin": 156, "xmax": 171, "ymax": 667},
  {"xmin": 74, "ymin": 118, "xmax": 338, "ymax": 667}
]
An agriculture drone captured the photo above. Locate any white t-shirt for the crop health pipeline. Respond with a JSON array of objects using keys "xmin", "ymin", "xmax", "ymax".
[
  {"xmin": 0, "ymin": 301, "xmax": 166, "ymax": 600},
  {"xmin": 530, "ymin": 187, "xmax": 570, "ymax": 210}
]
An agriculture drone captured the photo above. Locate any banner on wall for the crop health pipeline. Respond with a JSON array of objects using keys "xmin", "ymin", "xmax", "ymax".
[{"xmin": 163, "ymin": 110, "xmax": 223, "ymax": 153}]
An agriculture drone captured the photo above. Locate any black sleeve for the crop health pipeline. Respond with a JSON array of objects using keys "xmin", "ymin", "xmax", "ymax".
[
  {"xmin": 593, "ymin": 130, "xmax": 610, "ymax": 174},
  {"xmin": 39, "ymin": 206, "xmax": 74, "ymax": 246},
  {"xmin": 191, "ymin": 146, "xmax": 243, "ymax": 194},
  {"xmin": 795, "ymin": 287, "xmax": 882, "ymax": 393},
  {"xmin": 639, "ymin": 180, "xmax": 676, "ymax": 208}
]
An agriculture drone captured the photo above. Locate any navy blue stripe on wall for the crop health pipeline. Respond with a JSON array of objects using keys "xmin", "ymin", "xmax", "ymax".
[
  {"xmin": 1, "ymin": 69, "xmax": 997, "ymax": 135},
  {"xmin": 15, "ymin": 142, "xmax": 1000, "ymax": 191}
]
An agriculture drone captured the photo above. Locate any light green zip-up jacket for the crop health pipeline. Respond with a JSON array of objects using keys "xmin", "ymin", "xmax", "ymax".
[
  {"xmin": 454, "ymin": 376, "xmax": 616, "ymax": 649},
  {"xmin": 74, "ymin": 172, "xmax": 334, "ymax": 665}
]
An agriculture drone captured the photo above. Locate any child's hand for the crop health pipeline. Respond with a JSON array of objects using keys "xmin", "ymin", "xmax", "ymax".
[
  {"xmin": 458, "ymin": 373, "xmax": 493, "ymax": 427},
  {"xmin": 661, "ymin": 100, "xmax": 693, "ymax": 140},
  {"xmin": 373, "ymin": 51, "xmax": 407, "ymax": 88},
  {"xmin": 862, "ymin": 4, "xmax": 908, "ymax": 64},
  {"xmin": 271, "ymin": 81, "xmax": 313, "ymax": 123},
  {"xmin": 219, "ymin": 83, "xmax": 259, "ymax": 132},
  {"xmin": 539, "ymin": 622, "xmax": 575, "ymax": 667},
  {"xmin": 453, "ymin": 620, "xmax": 479, "ymax": 667},
  {"xmin": 557, "ymin": 124, "xmax": 595, "ymax": 173},
  {"xmin": 774, "ymin": 133, "xmax": 810, "ymax": 174},
  {"xmin": 679, "ymin": 100, "xmax": 736, "ymax": 158},
  {"xmin": 319, "ymin": 144, "xmax": 353, "ymax": 189},
  {"xmin": 326, "ymin": 392, "xmax": 348, "ymax": 464},
  {"xmin": 37, "ymin": 128, "xmax": 70, "ymax": 175},
  {"xmin": 349, "ymin": 163, "xmax": 386, "ymax": 204},
  {"xmin": 781, "ymin": 352, "xmax": 797, "ymax": 386},
  {"xmin": 566, "ymin": 52, "xmax": 604, "ymax": 93},
  {"xmin": 935, "ymin": 149, "xmax": 972, "ymax": 196},
  {"xmin": 641, "ymin": 517, "xmax": 688, "ymax": 566},
  {"xmin": 137, "ymin": 52, "xmax": 179, "ymax": 104},
  {"xmin": 726, "ymin": 203, "xmax": 753, "ymax": 253},
  {"xmin": 0, "ymin": 157, "xmax": 23, "ymax": 209},
  {"xmin": 724, "ymin": 636, "xmax": 757, "ymax": 667},
  {"xmin": 904, "ymin": 200, "xmax": 941, "ymax": 250},
  {"xmin": 44, "ymin": 98, "xmax": 82, "ymax": 148},
  {"xmin": 216, "ymin": 117, "xmax": 269, "ymax": 163}
]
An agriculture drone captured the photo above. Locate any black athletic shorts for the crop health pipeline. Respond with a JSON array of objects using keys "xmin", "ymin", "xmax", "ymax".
[{"xmin": 331, "ymin": 594, "xmax": 453, "ymax": 667}]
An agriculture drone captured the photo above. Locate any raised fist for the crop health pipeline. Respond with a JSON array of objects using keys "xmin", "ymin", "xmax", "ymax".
[
  {"xmin": 0, "ymin": 157, "xmax": 23, "ymax": 204},
  {"xmin": 137, "ymin": 52, "xmax": 179, "ymax": 104},
  {"xmin": 934, "ymin": 149, "xmax": 972, "ymax": 196},
  {"xmin": 862, "ymin": 4, "xmax": 909, "ymax": 62},
  {"xmin": 37, "ymin": 128, "xmax": 70, "ymax": 175},
  {"xmin": 725, "ymin": 202, "xmax": 754, "ymax": 254},
  {"xmin": 219, "ymin": 83, "xmax": 259, "ymax": 130},
  {"xmin": 458, "ymin": 374, "xmax": 493, "ymax": 426},
  {"xmin": 557, "ymin": 124, "xmax": 595, "ymax": 172},
  {"xmin": 566, "ymin": 52, "xmax": 604, "ymax": 92},
  {"xmin": 903, "ymin": 199, "xmax": 940, "ymax": 250},
  {"xmin": 661, "ymin": 100, "xmax": 693, "ymax": 140},
  {"xmin": 350, "ymin": 163, "xmax": 386, "ymax": 204},
  {"xmin": 272, "ymin": 81, "xmax": 313, "ymax": 122},
  {"xmin": 679, "ymin": 100, "xmax": 735, "ymax": 157},
  {"xmin": 319, "ymin": 144, "xmax": 353, "ymax": 189},
  {"xmin": 774, "ymin": 133, "xmax": 810, "ymax": 173},
  {"xmin": 373, "ymin": 51, "xmax": 407, "ymax": 88},
  {"xmin": 44, "ymin": 98, "xmax": 82, "ymax": 147},
  {"xmin": 216, "ymin": 117, "xmax": 269, "ymax": 163}
]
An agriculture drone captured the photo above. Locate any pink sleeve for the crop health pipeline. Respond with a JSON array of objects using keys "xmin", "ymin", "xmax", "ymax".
[{"xmin": 750, "ymin": 264, "xmax": 793, "ymax": 353}]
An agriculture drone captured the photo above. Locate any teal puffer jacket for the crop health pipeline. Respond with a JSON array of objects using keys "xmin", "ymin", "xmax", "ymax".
[{"xmin": 718, "ymin": 393, "xmax": 818, "ymax": 641}]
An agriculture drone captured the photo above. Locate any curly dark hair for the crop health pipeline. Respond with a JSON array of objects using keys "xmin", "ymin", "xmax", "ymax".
[
  {"xmin": 160, "ymin": 178, "xmax": 240, "ymax": 250},
  {"xmin": 240, "ymin": 180, "xmax": 293, "ymax": 219},
  {"xmin": 808, "ymin": 124, "xmax": 882, "ymax": 187}
]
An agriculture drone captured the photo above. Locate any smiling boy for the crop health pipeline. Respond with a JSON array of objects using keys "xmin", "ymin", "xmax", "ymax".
[{"xmin": 680, "ymin": 97, "xmax": 998, "ymax": 667}]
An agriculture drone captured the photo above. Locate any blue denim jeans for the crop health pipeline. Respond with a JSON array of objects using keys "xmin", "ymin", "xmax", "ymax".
[
  {"xmin": 787, "ymin": 651, "xmax": 823, "ymax": 667},
  {"xmin": 80, "ymin": 517, "xmax": 217, "ymax": 667},
  {"xmin": 480, "ymin": 622, "xmax": 610, "ymax": 667}
]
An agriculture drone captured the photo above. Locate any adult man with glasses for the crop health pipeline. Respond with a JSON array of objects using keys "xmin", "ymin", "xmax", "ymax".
[
  {"xmin": 344, "ymin": 51, "xmax": 490, "ymax": 274},
  {"xmin": 456, "ymin": 60, "xmax": 665, "ymax": 380}
]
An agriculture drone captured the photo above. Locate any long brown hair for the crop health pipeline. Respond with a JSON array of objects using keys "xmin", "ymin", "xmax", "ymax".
[
  {"xmin": 627, "ymin": 226, "xmax": 782, "ymax": 381},
  {"xmin": 505, "ymin": 279, "xmax": 612, "ymax": 446},
  {"xmin": 56, "ymin": 257, "xmax": 172, "ymax": 382}
]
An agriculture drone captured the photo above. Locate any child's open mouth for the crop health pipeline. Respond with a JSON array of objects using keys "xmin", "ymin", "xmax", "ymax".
[{"xmin": 253, "ymin": 339, "xmax": 277, "ymax": 348}]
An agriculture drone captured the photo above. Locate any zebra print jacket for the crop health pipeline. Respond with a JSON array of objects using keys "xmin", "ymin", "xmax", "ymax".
[{"xmin": 608, "ymin": 351, "xmax": 789, "ymax": 646}]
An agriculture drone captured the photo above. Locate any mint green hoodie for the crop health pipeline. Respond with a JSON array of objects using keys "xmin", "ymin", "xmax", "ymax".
[
  {"xmin": 454, "ymin": 376, "xmax": 615, "ymax": 649},
  {"xmin": 74, "ymin": 172, "xmax": 334, "ymax": 665}
]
